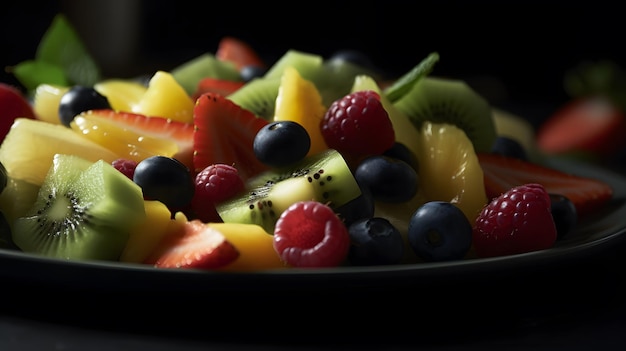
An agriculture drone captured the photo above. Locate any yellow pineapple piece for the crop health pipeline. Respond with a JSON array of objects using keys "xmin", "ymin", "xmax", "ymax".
[
  {"xmin": 32, "ymin": 83, "xmax": 69, "ymax": 125},
  {"xmin": 70, "ymin": 111, "xmax": 179, "ymax": 163},
  {"xmin": 120, "ymin": 200, "xmax": 186, "ymax": 264},
  {"xmin": 0, "ymin": 118, "xmax": 120, "ymax": 186},
  {"xmin": 414, "ymin": 121, "xmax": 488, "ymax": 223},
  {"xmin": 94, "ymin": 79, "xmax": 147, "ymax": 113},
  {"xmin": 0, "ymin": 177, "xmax": 40, "ymax": 230},
  {"xmin": 211, "ymin": 222, "xmax": 285, "ymax": 272},
  {"xmin": 274, "ymin": 66, "xmax": 329, "ymax": 156},
  {"xmin": 132, "ymin": 71, "xmax": 195, "ymax": 123}
]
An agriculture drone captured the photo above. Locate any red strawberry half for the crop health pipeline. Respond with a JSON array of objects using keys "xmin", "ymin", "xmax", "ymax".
[
  {"xmin": 0, "ymin": 83, "xmax": 36, "ymax": 140},
  {"xmin": 215, "ymin": 36, "xmax": 266, "ymax": 71},
  {"xmin": 191, "ymin": 77, "xmax": 245, "ymax": 101},
  {"xmin": 144, "ymin": 219, "xmax": 239, "ymax": 270},
  {"xmin": 90, "ymin": 109, "xmax": 195, "ymax": 170},
  {"xmin": 192, "ymin": 92, "xmax": 270, "ymax": 181},
  {"xmin": 477, "ymin": 152, "xmax": 614, "ymax": 218}
]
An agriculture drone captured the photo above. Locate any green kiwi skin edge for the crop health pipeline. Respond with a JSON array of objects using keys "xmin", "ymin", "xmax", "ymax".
[
  {"xmin": 11, "ymin": 154, "xmax": 146, "ymax": 261},
  {"xmin": 216, "ymin": 149, "xmax": 362, "ymax": 233}
]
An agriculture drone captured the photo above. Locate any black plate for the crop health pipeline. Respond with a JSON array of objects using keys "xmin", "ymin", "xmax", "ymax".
[
  {"xmin": 0, "ymin": 157, "xmax": 625, "ymax": 288},
  {"xmin": 2, "ymin": 157, "xmax": 626, "ymax": 342}
]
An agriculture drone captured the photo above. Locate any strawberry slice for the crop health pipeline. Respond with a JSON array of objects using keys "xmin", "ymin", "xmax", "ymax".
[
  {"xmin": 215, "ymin": 36, "xmax": 266, "ymax": 71},
  {"xmin": 193, "ymin": 92, "xmax": 270, "ymax": 180},
  {"xmin": 191, "ymin": 77, "xmax": 245, "ymax": 101},
  {"xmin": 477, "ymin": 153, "xmax": 614, "ymax": 218},
  {"xmin": 88, "ymin": 109, "xmax": 195, "ymax": 170},
  {"xmin": 145, "ymin": 219, "xmax": 240, "ymax": 270}
]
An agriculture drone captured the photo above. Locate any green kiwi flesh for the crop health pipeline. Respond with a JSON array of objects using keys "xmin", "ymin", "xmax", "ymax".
[
  {"xmin": 171, "ymin": 53, "xmax": 241, "ymax": 96},
  {"xmin": 227, "ymin": 78, "xmax": 281, "ymax": 120},
  {"xmin": 393, "ymin": 76, "xmax": 497, "ymax": 153},
  {"xmin": 216, "ymin": 149, "xmax": 361, "ymax": 233},
  {"xmin": 12, "ymin": 154, "xmax": 146, "ymax": 261},
  {"xmin": 228, "ymin": 50, "xmax": 382, "ymax": 120}
]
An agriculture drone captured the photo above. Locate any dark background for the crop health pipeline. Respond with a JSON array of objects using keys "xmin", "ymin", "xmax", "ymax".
[{"xmin": 3, "ymin": 0, "xmax": 626, "ymax": 124}]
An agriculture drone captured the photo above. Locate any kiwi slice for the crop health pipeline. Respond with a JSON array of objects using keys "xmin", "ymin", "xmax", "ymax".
[
  {"xmin": 393, "ymin": 76, "xmax": 497, "ymax": 153},
  {"xmin": 227, "ymin": 77, "xmax": 281, "ymax": 120},
  {"xmin": 11, "ymin": 154, "xmax": 146, "ymax": 261},
  {"xmin": 216, "ymin": 149, "xmax": 361, "ymax": 233},
  {"xmin": 170, "ymin": 53, "xmax": 242, "ymax": 96}
]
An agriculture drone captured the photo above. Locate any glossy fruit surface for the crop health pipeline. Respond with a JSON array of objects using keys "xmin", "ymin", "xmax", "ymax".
[
  {"xmin": 190, "ymin": 163, "xmax": 245, "ymax": 223},
  {"xmin": 354, "ymin": 155, "xmax": 417, "ymax": 203},
  {"xmin": 273, "ymin": 200, "xmax": 350, "ymax": 268},
  {"xmin": 144, "ymin": 218, "xmax": 240, "ymax": 270},
  {"xmin": 347, "ymin": 217, "xmax": 404, "ymax": 266},
  {"xmin": 132, "ymin": 71, "xmax": 195, "ymax": 123},
  {"xmin": 408, "ymin": 201, "xmax": 472, "ymax": 262},
  {"xmin": 0, "ymin": 83, "xmax": 37, "ymax": 139},
  {"xmin": 321, "ymin": 90, "xmax": 395, "ymax": 163},
  {"xmin": 133, "ymin": 155, "xmax": 195, "ymax": 210},
  {"xmin": 478, "ymin": 152, "xmax": 614, "ymax": 218},
  {"xmin": 58, "ymin": 85, "xmax": 111, "ymax": 126},
  {"xmin": 537, "ymin": 96, "xmax": 626, "ymax": 157},
  {"xmin": 71, "ymin": 110, "xmax": 179, "ymax": 162},
  {"xmin": 192, "ymin": 92, "xmax": 269, "ymax": 180},
  {"xmin": 473, "ymin": 183, "xmax": 557, "ymax": 258},
  {"xmin": 253, "ymin": 120, "xmax": 311, "ymax": 168}
]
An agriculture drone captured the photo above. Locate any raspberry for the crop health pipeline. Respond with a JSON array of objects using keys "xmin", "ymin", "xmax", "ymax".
[
  {"xmin": 111, "ymin": 158, "xmax": 138, "ymax": 180},
  {"xmin": 320, "ymin": 90, "xmax": 395, "ymax": 162},
  {"xmin": 190, "ymin": 163, "xmax": 245, "ymax": 223},
  {"xmin": 273, "ymin": 200, "xmax": 350, "ymax": 268},
  {"xmin": 472, "ymin": 183, "xmax": 557, "ymax": 258}
]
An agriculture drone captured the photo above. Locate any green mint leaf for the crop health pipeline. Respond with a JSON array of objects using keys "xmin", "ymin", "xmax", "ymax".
[
  {"xmin": 9, "ymin": 60, "xmax": 69, "ymax": 92},
  {"xmin": 36, "ymin": 14, "xmax": 101, "ymax": 87}
]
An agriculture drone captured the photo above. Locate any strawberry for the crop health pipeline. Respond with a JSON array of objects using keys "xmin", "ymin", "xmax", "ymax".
[
  {"xmin": 144, "ymin": 219, "xmax": 240, "ymax": 270},
  {"xmin": 191, "ymin": 77, "xmax": 245, "ymax": 101},
  {"xmin": 89, "ymin": 109, "xmax": 195, "ymax": 170},
  {"xmin": 0, "ymin": 83, "xmax": 36, "ymax": 140},
  {"xmin": 273, "ymin": 200, "xmax": 350, "ymax": 268},
  {"xmin": 536, "ymin": 96, "xmax": 626, "ymax": 158},
  {"xmin": 215, "ymin": 36, "xmax": 266, "ymax": 72},
  {"xmin": 473, "ymin": 183, "xmax": 557, "ymax": 258},
  {"xmin": 192, "ymin": 92, "xmax": 270, "ymax": 181},
  {"xmin": 477, "ymin": 152, "xmax": 614, "ymax": 218}
]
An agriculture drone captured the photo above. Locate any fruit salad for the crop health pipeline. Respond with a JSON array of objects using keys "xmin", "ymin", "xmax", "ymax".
[{"xmin": 0, "ymin": 14, "xmax": 615, "ymax": 271}]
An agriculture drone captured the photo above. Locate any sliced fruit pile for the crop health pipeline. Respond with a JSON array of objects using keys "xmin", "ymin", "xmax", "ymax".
[{"xmin": 0, "ymin": 14, "xmax": 616, "ymax": 270}]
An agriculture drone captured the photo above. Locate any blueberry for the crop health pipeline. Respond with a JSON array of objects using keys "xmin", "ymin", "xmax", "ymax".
[
  {"xmin": 327, "ymin": 49, "xmax": 377, "ymax": 71},
  {"xmin": 348, "ymin": 217, "xmax": 404, "ymax": 266},
  {"xmin": 58, "ymin": 85, "xmax": 111, "ymax": 127},
  {"xmin": 383, "ymin": 142, "xmax": 419, "ymax": 171},
  {"xmin": 491, "ymin": 136, "xmax": 528, "ymax": 160},
  {"xmin": 133, "ymin": 156, "xmax": 195, "ymax": 210},
  {"xmin": 550, "ymin": 194, "xmax": 578, "ymax": 240},
  {"xmin": 240, "ymin": 65, "xmax": 267, "ymax": 82},
  {"xmin": 335, "ymin": 185, "xmax": 375, "ymax": 227},
  {"xmin": 407, "ymin": 201, "xmax": 472, "ymax": 262},
  {"xmin": 354, "ymin": 155, "xmax": 418, "ymax": 203},
  {"xmin": 253, "ymin": 121, "xmax": 311, "ymax": 168}
]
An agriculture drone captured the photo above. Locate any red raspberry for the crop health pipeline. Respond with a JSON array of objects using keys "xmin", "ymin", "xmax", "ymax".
[
  {"xmin": 111, "ymin": 158, "xmax": 138, "ymax": 180},
  {"xmin": 273, "ymin": 200, "xmax": 350, "ymax": 268},
  {"xmin": 320, "ymin": 90, "xmax": 395, "ymax": 162},
  {"xmin": 472, "ymin": 183, "xmax": 557, "ymax": 258},
  {"xmin": 190, "ymin": 163, "xmax": 245, "ymax": 223}
]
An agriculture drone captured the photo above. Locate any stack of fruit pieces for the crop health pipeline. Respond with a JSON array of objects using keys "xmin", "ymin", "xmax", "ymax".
[{"xmin": 0, "ymin": 14, "xmax": 615, "ymax": 271}]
